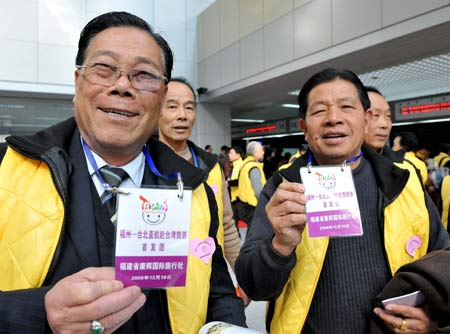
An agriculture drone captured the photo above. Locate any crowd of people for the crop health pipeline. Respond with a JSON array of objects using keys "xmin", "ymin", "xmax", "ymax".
[{"xmin": 1, "ymin": 10, "xmax": 450, "ymax": 334}]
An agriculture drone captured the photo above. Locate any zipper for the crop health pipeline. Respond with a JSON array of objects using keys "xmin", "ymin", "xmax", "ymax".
[{"xmin": 42, "ymin": 154, "xmax": 69, "ymax": 285}]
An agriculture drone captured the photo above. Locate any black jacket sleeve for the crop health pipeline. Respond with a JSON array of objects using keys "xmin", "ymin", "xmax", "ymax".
[
  {"xmin": 204, "ymin": 182, "xmax": 246, "ymax": 327},
  {"xmin": 206, "ymin": 242, "xmax": 246, "ymax": 327},
  {"xmin": 425, "ymin": 191, "xmax": 450, "ymax": 251},
  {"xmin": 235, "ymin": 175, "xmax": 297, "ymax": 301},
  {"xmin": 0, "ymin": 286, "xmax": 51, "ymax": 333},
  {"xmin": 373, "ymin": 248, "xmax": 450, "ymax": 332}
]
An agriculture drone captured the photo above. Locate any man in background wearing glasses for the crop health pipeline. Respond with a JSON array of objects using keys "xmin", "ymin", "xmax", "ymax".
[{"xmin": 0, "ymin": 11, "xmax": 245, "ymax": 334}]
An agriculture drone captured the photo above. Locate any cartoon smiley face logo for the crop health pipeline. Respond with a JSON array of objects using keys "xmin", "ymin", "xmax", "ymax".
[
  {"xmin": 320, "ymin": 178, "xmax": 336, "ymax": 189},
  {"xmin": 142, "ymin": 211, "xmax": 166, "ymax": 225}
]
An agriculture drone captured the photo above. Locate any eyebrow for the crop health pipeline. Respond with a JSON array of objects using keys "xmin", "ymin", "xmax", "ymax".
[
  {"xmin": 89, "ymin": 51, "xmax": 161, "ymax": 70},
  {"xmin": 309, "ymin": 97, "xmax": 356, "ymax": 109},
  {"xmin": 165, "ymin": 98, "xmax": 195, "ymax": 105}
]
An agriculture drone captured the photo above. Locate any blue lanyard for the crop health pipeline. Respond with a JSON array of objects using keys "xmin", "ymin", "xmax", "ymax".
[
  {"xmin": 143, "ymin": 146, "xmax": 184, "ymax": 199},
  {"xmin": 307, "ymin": 150, "xmax": 363, "ymax": 166},
  {"xmin": 189, "ymin": 145, "xmax": 198, "ymax": 168},
  {"xmin": 82, "ymin": 138, "xmax": 112, "ymax": 191},
  {"xmin": 143, "ymin": 145, "xmax": 181, "ymax": 180},
  {"xmin": 83, "ymin": 139, "xmax": 184, "ymax": 199}
]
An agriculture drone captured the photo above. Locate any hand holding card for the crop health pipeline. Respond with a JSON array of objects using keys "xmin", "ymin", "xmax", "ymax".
[{"xmin": 382, "ymin": 290, "xmax": 425, "ymax": 308}]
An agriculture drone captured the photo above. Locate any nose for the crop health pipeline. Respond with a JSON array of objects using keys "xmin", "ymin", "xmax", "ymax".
[
  {"xmin": 109, "ymin": 71, "xmax": 134, "ymax": 98},
  {"xmin": 176, "ymin": 106, "xmax": 188, "ymax": 120},
  {"xmin": 324, "ymin": 107, "xmax": 341, "ymax": 125},
  {"xmin": 378, "ymin": 115, "xmax": 389, "ymax": 128}
]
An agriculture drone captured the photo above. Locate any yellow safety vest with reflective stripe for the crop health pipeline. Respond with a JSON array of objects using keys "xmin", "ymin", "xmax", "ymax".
[
  {"xmin": 0, "ymin": 147, "xmax": 214, "ymax": 334},
  {"xmin": 270, "ymin": 164, "xmax": 430, "ymax": 334},
  {"xmin": 238, "ymin": 157, "xmax": 266, "ymax": 207},
  {"xmin": 230, "ymin": 157, "xmax": 243, "ymax": 201}
]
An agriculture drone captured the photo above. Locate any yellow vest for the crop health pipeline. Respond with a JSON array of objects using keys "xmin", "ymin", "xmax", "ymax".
[
  {"xmin": 441, "ymin": 176, "xmax": 450, "ymax": 229},
  {"xmin": 435, "ymin": 152, "xmax": 450, "ymax": 168},
  {"xmin": 270, "ymin": 164, "xmax": 430, "ymax": 334},
  {"xmin": 230, "ymin": 158, "xmax": 243, "ymax": 201},
  {"xmin": 0, "ymin": 148, "xmax": 64, "ymax": 290},
  {"xmin": 0, "ymin": 147, "xmax": 214, "ymax": 334},
  {"xmin": 404, "ymin": 151, "xmax": 428, "ymax": 186},
  {"xmin": 206, "ymin": 162, "xmax": 225, "ymax": 249},
  {"xmin": 238, "ymin": 157, "xmax": 266, "ymax": 207}
]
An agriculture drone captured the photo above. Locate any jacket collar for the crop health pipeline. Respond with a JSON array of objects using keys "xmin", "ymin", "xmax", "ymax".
[
  {"xmin": 6, "ymin": 117, "xmax": 208, "ymax": 189},
  {"xmin": 186, "ymin": 139, "xmax": 219, "ymax": 172},
  {"xmin": 145, "ymin": 137, "xmax": 208, "ymax": 189}
]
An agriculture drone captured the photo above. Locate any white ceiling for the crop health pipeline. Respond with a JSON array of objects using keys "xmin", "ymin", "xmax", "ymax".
[
  {"xmin": 221, "ymin": 20, "xmax": 450, "ymax": 126},
  {"xmin": 228, "ymin": 50, "xmax": 450, "ymax": 125},
  {"xmin": 359, "ymin": 51, "xmax": 450, "ymax": 102}
]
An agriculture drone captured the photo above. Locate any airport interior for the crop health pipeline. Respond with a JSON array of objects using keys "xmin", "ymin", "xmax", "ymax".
[{"xmin": 1, "ymin": 1, "xmax": 450, "ymax": 333}]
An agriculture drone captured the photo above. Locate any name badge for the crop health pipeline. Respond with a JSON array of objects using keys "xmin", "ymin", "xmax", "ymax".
[
  {"xmin": 114, "ymin": 186, "xmax": 192, "ymax": 288},
  {"xmin": 300, "ymin": 165, "xmax": 363, "ymax": 238}
]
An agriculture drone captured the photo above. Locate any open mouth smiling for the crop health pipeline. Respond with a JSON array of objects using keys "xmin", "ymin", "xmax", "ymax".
[
  {"xmin": 100, "ymin": 108, "xmax": 138, "ymax": 118},
  {"xmin": 322, "ymin": 133, "xmax": 346, "ymax": 139}
]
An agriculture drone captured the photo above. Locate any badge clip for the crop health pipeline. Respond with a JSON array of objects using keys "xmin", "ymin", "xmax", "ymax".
[{"xmin": 177, "ymin": 172, "xmax": 184, "ymax": 199}]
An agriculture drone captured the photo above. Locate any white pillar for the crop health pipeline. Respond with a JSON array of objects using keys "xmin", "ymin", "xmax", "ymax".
[{"xmin": 191, "ymin": 103, "xmax": 231, "ymax": 153}]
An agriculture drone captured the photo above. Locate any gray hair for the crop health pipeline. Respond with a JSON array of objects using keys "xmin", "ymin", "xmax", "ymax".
[{"xmin": 246, "ymin": 141, "xmax": 261, "ymax": 156}]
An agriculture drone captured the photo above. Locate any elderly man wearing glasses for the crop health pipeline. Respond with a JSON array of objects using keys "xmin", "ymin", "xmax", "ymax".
[{"xmin": 0, "ymin": 11, "xmax": 245, "ymax": 334}]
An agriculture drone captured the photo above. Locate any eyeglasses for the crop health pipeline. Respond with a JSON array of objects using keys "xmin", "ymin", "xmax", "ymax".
[{"xmin": 76, "ymin": 62, "xmax": 168, "ymax": 92}]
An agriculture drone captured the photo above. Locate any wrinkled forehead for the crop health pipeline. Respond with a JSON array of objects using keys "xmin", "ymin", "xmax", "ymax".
[
  {"xmin": 85, "ymin": 27, "xmax": 164, "ymax": 71},
  {"xmin": 166, "ymin": 81, "xmax": 195, "ymax": 101}
]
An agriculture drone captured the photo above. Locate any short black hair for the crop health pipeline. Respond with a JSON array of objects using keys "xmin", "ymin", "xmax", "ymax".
[
  {"xmin": 298, "ymin": 68, "xmax": 370, "ymax": 119},
  {"xmin": 76, "ymin": 11, "xmax": 173, "ymax": 80},
  {"xmin": 170, "ymin": 77, "xmax": 197, "ymax": 103},
  {"xmin": 230, "ymin": 146, "xmax": 244, "ymax": 156},
  {"xmin": 398, "ymin": 131, "xmax": 419, "ymax": 151},
  {"xmin": 365, "ymin": 86, "xmax": 383, "ymax": 96}
]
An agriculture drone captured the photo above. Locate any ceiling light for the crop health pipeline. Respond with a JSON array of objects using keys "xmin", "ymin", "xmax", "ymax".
[
  {"xmin": 282, "ymin": 104, "xmax": 299, "ymax": 109},
  {"xmin": 231, "ymin": 118, "xmax": 266, "ymax": 123},
  {"xmin": 393, "ymin": 117, "xmax": 450, "ymax": 126}
]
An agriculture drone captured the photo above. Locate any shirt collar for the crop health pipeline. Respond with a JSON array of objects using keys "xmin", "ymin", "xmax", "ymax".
[{"xmin": 82, "ymin": 137, "xmax": 145, "ymax": 188}]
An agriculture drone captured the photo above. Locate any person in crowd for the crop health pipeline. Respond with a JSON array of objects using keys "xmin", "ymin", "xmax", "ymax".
[
  {"xmin": 392, "ymin": 131, "xmax": 428, "ymax": 186},
  {"xmin": 441, "ymin": 175, "xmax": 450, "ymax": 230},
  {"xmin": 158, "ymin": 77, "xmax": 241, "ymax": 271},
  {"xmin": 364, "ymin": 86, "xmax": 403, "ymax": 162},
  {"xmin": 228, "ymin": 146, "xmax": 245, "ymax": 221},
  {"xmin": 262, "ymin": 147, "xmax": 274, "ymax": 179},
  {"xmin": 427, "ymin": 142, "xmax": 450, "ymax": 207},
  {"xmin": 205, "ymin": 144, "xmax": 213, "ymax": 153},
  {"xmin": 287, "ymin": 143, "xmax": 308, "ymax": 164},
  {"xmin": 158, "ymin": 77, "xmax": 250, "ymax": 305},
  {"xmin": 235, "ymin": 141, "xmax": 266, "ymax": 228},
  {"xmin": 235, "ymin": 68, "xmax": 450, "ymax": 334},
  {"xmin": 416, "ymin": 145, "xmax": 431, "ymax": 164},
  {"xmin": 0, "ymin": 12, "xmax": 245, "ymax": 333},
  {"xmin": 432, "ymin": 142, "xmax": 450, "ymax": 168},
  {"xmin": 218, "ymin": 145, "xmax": 231, "ymax": 178},
  {"xmin": 276, "ymin": 152, "xmax": 292, "ymax": 169}
]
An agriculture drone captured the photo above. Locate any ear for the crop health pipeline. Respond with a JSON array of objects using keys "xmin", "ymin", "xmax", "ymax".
[
  {"xmin": 73, "ymin": 69, "xmax": 81, "ymax": 103},
  {"xmin": 364, "ymin": 109, "xmax": 372, "ymax": 134},
  {"xmin": 299, "ymin": 118, "xmax": 308, "ymax": 141},
  {"xmin": 160, "ymin": 85, "xmax": 168, "ymax": 116}
]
